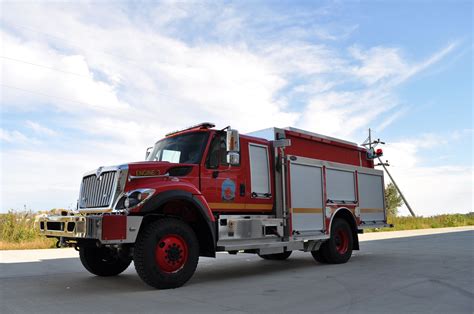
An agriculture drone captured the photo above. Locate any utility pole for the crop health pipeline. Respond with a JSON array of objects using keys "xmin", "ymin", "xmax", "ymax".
[
  {"xmin": 362, "ymin": 128, "xmax": 416, "ymax": 217},
  {"xmin": 377, "ymin": 157, "xmax": 416, "ymax": 217}
]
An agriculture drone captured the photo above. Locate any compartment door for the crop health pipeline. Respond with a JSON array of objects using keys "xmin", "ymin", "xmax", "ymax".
[
  {"xmin": 358, "ymin": 172, "xmax": 386, "ymax": 223},
  {"xmin": 290, "ymin": 163, "xmax": 324, "ymax": 232}
]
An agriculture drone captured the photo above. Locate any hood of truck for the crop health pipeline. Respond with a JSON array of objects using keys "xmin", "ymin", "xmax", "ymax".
[
  {"xmin": 127, "ymin": 161, "xmax": 195, "ymax": 177},
  {"xmin": 125, "ymin": 161, "xmax": 201, "ymax": 195}
]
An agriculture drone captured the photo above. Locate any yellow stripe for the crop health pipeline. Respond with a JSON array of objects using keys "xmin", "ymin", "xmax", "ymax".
[
  {"xmin": 292, "ymin": 208, "xmax": 323, "ymax": 214},
  {"xmin": 208, "ymin": 203, "xmax": 273, "ymax": 211},
  {"xmin": 361, "ymin": 208, "xmax": 384, "ymax": 213}
]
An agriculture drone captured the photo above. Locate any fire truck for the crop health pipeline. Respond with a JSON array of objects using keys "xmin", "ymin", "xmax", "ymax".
[{"xmin": 38, "ymin": 123, "xmax": 388, "ymax": 289}]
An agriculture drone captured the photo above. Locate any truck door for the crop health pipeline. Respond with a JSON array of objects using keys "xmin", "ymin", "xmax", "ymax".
[
  {"xmin": 201, "ymin": 132, "xmax": 246, "ymax": 212},
  {"xmin": 289, "ymin": 161, "xmax": 324, "ymax": 233},
  {"xmin": 357, "ymin": 171, "xmax": 386, "ymax": 224},
  {"xmin": 246, "ymin": 142, "xmax": 273, "ymax": 212}
]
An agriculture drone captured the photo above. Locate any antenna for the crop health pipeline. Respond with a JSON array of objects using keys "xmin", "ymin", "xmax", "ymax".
[
  {"xmin": 361, "ymin": 128, "xmax": 385, "ymax": 159},
  {"xmin": 362, "ymin": 128, "xmax": 385, "ymax": 148}
]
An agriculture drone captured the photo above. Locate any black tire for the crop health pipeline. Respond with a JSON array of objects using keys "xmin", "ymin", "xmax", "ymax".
[
  {"xmin": 311, "ymin": 247, "xmax": 328, "ymax": 263},
  {"xmin": 134, "ymin": 218, "xmax": 199, "ymax": 289},
  {"xmin": 258, "ymin": 251, "xmax": 292, "ymax": 260},
  {"xmin": 79, "ymin": 246, "xmax": 132, "ymax": 276},
  {"xmin": 314, "ymin": 218, "xmax": 353, "ymax": 264}
]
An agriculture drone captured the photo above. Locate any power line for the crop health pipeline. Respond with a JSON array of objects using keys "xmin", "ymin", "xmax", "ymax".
[
  {"xmin": 1, "ymin": 83, "xmax": 116, "ymax": 110},
  {"xmin": 1, "ymin": 54, "xmax": 190, "ymax": 103},
  {"xmin": 2, "ymin": 20, "xmax": 286, "ymax": 79},
  {"xmin": 1, "ymin": 21, "xmax": 200, "ymax": 79},
  {"xmin": 2, "ymin": 22, "xmax": 143, "ymax": 65},
  {"xmin": 1, "ymin": 55, "xmax": 90, "ymax": 78},
  {"xmin": 1, "ymin": 83, "xmax": 194, "ymax": 111},
  {"xmin": 1, "ymin": 21, "xmax": 290, "ymax": 109}
]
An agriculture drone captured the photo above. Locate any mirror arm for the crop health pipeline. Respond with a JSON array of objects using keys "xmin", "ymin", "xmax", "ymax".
[{"xmin": 211, "ymin": 164, "xmax": 233, "ymax": 179}]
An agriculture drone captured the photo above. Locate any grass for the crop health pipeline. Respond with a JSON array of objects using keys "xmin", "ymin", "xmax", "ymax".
[
  {"xmin": 0, "ymin": 211, "xmax": 56, "ymax": 250},
  {"xmin": 0, "ymin": 238, "xmax": 56, "ymax": 250},
  {"xmin": 0, "ymin": 211, "xmax": 473, "ymax": 250},
  {"xmin": 368, "ymin": 213, "xmax": 474, "ymax": 232}
]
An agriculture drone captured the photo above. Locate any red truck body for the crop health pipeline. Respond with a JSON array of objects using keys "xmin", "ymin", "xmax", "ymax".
[{"xmin": 39, "ymin": 123, "xmax": 388, "ymax": 289}]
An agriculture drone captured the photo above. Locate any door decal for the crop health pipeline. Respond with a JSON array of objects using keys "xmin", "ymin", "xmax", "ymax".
[{"xmin": 221, "ymin": 178, "xmax": 236, "ymax": 201}]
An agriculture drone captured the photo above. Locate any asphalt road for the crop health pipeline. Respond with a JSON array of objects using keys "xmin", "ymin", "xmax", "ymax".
[{"xmin": 1, "ymin": 227, "xmax": 473, "ymax": 314}]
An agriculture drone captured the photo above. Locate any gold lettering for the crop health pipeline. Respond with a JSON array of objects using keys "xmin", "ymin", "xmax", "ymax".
[{"xmin": 136, "ymin": 169, "xmax": 160, "ymax": 176}]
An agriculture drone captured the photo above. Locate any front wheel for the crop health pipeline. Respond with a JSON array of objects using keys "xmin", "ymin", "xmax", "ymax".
[
  {"xmin": 312, "ymin": 218, "xmax": 353, "ymax": 264},
  {"xmin": 134, "ymin": 218, "xmax": 199, "ymax": 289},
  {"xmin": 258, "ymin": 251, "xmax": 292, "ymax": 260},
  {"xmin": 79, "ymin": 246, "xmax": 132, "ymax": 276}
]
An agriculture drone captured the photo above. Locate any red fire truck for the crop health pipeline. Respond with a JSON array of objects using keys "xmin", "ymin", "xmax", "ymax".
[{"xmin": 39, "ymin": 123, "xmax": 388, "ymax": 289}]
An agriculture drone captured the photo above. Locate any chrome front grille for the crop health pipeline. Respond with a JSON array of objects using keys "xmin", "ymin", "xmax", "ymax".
[{"xmin": 79, "ymin": 171, "xmax": 117, "ymax": 208}]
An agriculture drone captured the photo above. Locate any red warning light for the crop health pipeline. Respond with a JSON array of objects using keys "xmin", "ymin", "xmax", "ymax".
[{"xmin": 376, "ymin": 148, "xmax": 383, "ymax": 156}]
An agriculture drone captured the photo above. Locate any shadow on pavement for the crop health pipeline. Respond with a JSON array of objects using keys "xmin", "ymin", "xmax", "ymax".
[{"xmin": 0, "ymin": 254, "xmax": 323, "ymax": 292}]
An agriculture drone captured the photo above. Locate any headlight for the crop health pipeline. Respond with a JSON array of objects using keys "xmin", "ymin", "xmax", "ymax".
[
  {"xmin": 115, "ymin": 189, "xmax": 155, "ymax": 211},
  {"xmin": 124, "ymin": 196, "xmax": 139, "ymax": 208}
]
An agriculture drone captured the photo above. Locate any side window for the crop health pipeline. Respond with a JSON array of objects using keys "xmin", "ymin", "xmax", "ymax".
[
  {"xmin": 206, "ymin": 133, "xmax": 235, "ymax": 168},
  {"xmin": 206, "ymin": 135, "xmax": 220, "ymax": 169},
  {"xmin": 249, "ymin": 143, "xmax": 271, "ymax": 197},
  {"xmin": 218, "ymin": 135, "xmax": 228, "ymax": 165}
]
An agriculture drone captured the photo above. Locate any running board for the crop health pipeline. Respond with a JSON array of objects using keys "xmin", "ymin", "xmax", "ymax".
[
  {"xmin": 359, "ymin": 221, "xmax": 393, "ymax": 229},
  {"xmin": 217, "ymin": 235, "xmax": 329, "ymax": 254}
]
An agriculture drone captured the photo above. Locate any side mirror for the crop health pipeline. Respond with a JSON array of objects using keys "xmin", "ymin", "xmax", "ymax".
[
  {"xmin": 226, "ymin": 129, "xmax": 240, "ymax": 166},
  {"xmin": 227, "ymin": 152, "xmax": 240, "ymax": 165},
  {"xmin": 145, "ymin": 147, "xmax": 153, "ymax": 160}
]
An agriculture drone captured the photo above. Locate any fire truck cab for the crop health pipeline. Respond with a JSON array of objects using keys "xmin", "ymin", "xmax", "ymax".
[{"xmin": 39, "ymin": 123, "xmax": 388, "ymax": 289}]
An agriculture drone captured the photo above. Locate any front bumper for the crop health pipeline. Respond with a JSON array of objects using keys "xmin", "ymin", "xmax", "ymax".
[{"xmin": 38, "ymin": 214, "xmax": 143, "ymax": 244}]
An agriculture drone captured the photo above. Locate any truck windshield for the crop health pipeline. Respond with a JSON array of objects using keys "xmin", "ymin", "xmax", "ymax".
[{"xmin": 146, "ymin": 132, "xmax": 209, "ymax": 164}]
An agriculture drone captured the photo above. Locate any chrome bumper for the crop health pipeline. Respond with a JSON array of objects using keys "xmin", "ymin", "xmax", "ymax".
[
  {"xmin": 38, "ymin": 215, "xmax": 101, "ymax": 239},
  {"xmin": 38, "ymin": 215, "xmax": 143, "ymax": 244}
]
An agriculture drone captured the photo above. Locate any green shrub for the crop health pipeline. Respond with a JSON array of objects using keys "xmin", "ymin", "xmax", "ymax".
[
  {"xmin": 0, "ymin": 211, "xmax": 56, "ymax": 249},
  {"xmin": 0, "ymin": 211, "xmax": 38, "ymax": 242}
]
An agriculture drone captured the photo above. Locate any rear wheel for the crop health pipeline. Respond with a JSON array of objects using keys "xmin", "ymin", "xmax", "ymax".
[
  {"xmin": 311, "ymin": 247, "xmax": 328, "ymax": 263},
  {"xmin": 258, "ymin": 251, "xmax": 292, "ymax": 260},
  {"xmin": 134, "ymin": 218, "xmax": 199, "ymax": 289},
  {"xmin": 312, "ymin": 218, "xmax": 353, "ymax": 264},
  {"xmin": 79, "ymin": 246, "xmax": 132, "ymax": 276}
]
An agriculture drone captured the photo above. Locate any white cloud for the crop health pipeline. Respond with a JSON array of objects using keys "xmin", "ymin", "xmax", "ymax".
[
  {"xmin": 350, "ymin": 46, "xmax": 408, "ymax": 85},
  {"xmin": 297, "ymin": 41, "xmax": 458, "ymax": 141},
  {"xmin": 0, "ymin": 2, "xmax": 469, "ymax": 215},
  {"xmin": 1, "ymin": 30, "xmax": 130, "ymax": 114},
  {"xmin": 0, "ymin": 148, "xmax": 131, "ymax": 211},
  {"xmin": 0, "ymin": 129, "xmax": 29, "ymax": 143},
  {"xmin": 381, "ymin": 131, "xmax": 472, "ymax": 216},
  {"xmin": 25, "ymin": 121, "xmax": 57, "ymax": 136},
  {"xmin": 375, "ymin": 107, "xmax": 408, "ymax": 132}
]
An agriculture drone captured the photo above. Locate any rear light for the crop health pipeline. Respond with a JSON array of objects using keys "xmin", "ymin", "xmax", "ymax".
[{"xmin": 367, "ymin": 148, "xmax": 383, "ymax": 159}]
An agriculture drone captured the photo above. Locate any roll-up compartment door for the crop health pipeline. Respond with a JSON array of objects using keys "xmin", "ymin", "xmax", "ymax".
[
  {"xmin": 326, "ymin": 168, "xmax": 356, "ymax": 203},
  {"xmin": 290, "ymin": 163, "xmax": 324, "ymax": 232},
  {"xmin": 358, "ymin": 173, "xmax": 386, "ymax": 223}
]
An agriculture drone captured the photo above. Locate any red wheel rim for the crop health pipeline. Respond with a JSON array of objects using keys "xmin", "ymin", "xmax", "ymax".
[
  {"xmin": 155, "ymin": 234, "xmax": 188, "ymax": 273},
  {"xmin": 335, "ymin": 228, "xmax": 349, "ymax": 254}
]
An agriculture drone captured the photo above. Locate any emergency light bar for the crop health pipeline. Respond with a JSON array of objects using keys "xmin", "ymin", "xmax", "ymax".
[{"xmin": 166, "ymin": 122, "xmax": 215, "ymax": 137}]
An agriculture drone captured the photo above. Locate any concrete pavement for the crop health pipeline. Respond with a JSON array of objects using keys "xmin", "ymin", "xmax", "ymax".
[{"xmin": 1, "ymin": 227, "xmax": 473, "ymax": 313}]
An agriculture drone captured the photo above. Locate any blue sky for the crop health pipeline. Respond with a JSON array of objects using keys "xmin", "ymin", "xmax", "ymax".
[{"xmin": 0, "ymin": 0, "xmax": 472, "ymax": 215}]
